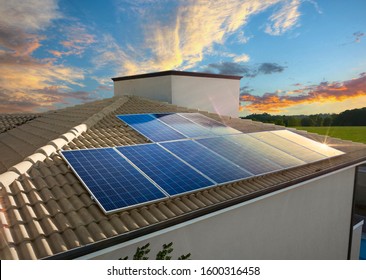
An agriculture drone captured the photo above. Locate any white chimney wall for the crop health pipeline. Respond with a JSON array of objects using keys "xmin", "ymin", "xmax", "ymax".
[{"xmin": 113, "ymin": 71, "xmax": 241, "ymax": 117}]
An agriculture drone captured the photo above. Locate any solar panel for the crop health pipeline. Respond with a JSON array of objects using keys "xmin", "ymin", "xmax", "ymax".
[
  {"xmin": 116, "ymin": 143, "xmax": 215, "ymax": 196},
  {"xmin": 160, "ymin": 140, "xmax": 252, "ymax": 184},
  {"xmin": 226, "ymin": 134, "xmax": 306, "ymax": 168},
  {"xmin": 60, "ymin": 148, "xmax": 168, "ymax": 213},
  {"xmin": 248, "ymin": 131, "xmax": 327, "ymax": 163},
  {"xmin": 179, "ymin": 113, "xmax": 242, "ymax": 135},
  {"xmin": 116, "ymin": 114, "xmax": 186, "ymax": 142},
  {"xmin": 271, "ymin": 130, "xmax": 345, "ymax": 157},
  {"xmin": 154, "ymin": 113, "xmax": 215, "ymax": 138},
  {"xmin": 196, "ymin": 137, "xmax": 282, "ymax": 175}
]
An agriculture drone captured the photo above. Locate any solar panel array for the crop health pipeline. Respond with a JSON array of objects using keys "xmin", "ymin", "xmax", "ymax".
[
  {"xmin": 61, "ymin": 113, "xmax": 345, "ymax": 214},
  {"xmin": 116, "ymin": 112, "xmax": 242, "ymax": 142}
]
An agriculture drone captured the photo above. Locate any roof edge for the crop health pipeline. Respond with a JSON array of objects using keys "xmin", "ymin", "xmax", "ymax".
[{"xmin": 112, "ymin": 70, "xmax": 243, "ymax": 81}]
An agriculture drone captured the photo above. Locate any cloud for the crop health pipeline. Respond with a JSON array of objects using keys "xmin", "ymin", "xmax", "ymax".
[
  {"xmin": 0, "ymin": 0, "xmax": 61, "ymax": 32},
  {"xmin": 0, "ymin": 0, "xmax": 94, "ymax": 113},
  {"xmin": 206, "ymin": 62, "xmax": 251, "ymax": 76},
  {"xmin": 0, "ymin": 85, "xmax": 94, "ymax": 113},
  {"xmin": 0, "ymin": 27, "xmax": 43, "ymax": 57},
  {"xmin": 240, "ymin": 73, "xmax": 366, "ymax": 113},
  {"xmin": 107, "ymin": 0, "xmax": 303, "ymax": 75},
  {"xmin": 204, "ymin": 61, "xmax": 286, "ymax": 76},
  {"xmin": 258, "ymin": 62, "xmax": 286, "ymax": 74},
  {"xmin": 233, "ymin": 54, "xmax": 250, "ymax": 63},
  {"xmin": 265, "ymin": 0, "xmax": 301, "ymax": 35},
  {"xmin": 49, "ymin": 25, "xmax": 95, "ymax": 58},
  {"xmin": 353, "ymin": 31, "xmax": 365, "ymax": 43}
]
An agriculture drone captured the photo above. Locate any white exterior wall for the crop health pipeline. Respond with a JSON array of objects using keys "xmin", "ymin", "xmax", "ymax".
[
  {"xmin": 81, "ymin": 167, "xmax": 356, "ymax": 260},
  {"xmin": 113, "ymin": 74, "xmax": 240, "ymax": 117},
  {"xmin": 350, "ymin": 220, "xmax": 364, "ymax": 260},
  {"xmin": 114, "ymin": 76, "xmax": 172, "ymax": 103},
  {"xmin": 172, "ymin": 76, "xmax": 240, "ymax": 117}
]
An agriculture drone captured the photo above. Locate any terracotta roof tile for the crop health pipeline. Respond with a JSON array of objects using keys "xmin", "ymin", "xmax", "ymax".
[
  {"xmin": 48, "ymin": 233, "xmax": 68, "ymax": 254},
  {"xmin": 12, "ymin": 223, "xmax": 31, "ymax": 244},
  {"xmin": 98, "ymin": 219, "xmax": 118, "ymax": 237},
  {"xmin": 45, "ymin": 200, "xmax": 63, "ymax": 217},
  {"xmin": 119, "ymin": 212, "xmax": 140, "ymax": 230},
  {"xmin": 40, "ymin": 217, "xmax": 59, "ymax": 236},
  {"xmin": 0, "ymin": 114, "xmax": 39, "ymax": 134},
  {"xmin": 86, "ymin": 222, "xmax": 106, "ymax": 241},
  {"xmin": 7, "ymin": 208, "xmax": 23, "ymax": 226},
  {"xmin": 74, "ymin": 226, "xmax": 94, "ymax": 245},
  {"xmin": 27, "ymin": 220, "xmax": 46, "ymax": 239},
  {"xmin": 18, "ymin": 241, "xmax": 37, "ymax": 259},
  {"xmin": 34, "ymin": 236, "xmax": 54, "ymax": 258},
  {"xmin": 54, "ymin": 213, "xmax": 73, "ymax": 231},
  {"xmin": 109, "ymin": 216, "xmax": 129, "ymax": 234},
  {"xmin": 62, "ymin": 228, "xmax": 81, "ymax": 249}
]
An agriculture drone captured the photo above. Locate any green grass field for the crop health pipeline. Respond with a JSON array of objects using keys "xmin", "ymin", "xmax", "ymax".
[{"xmin": 293, "ymin": 126, "xmax": 366, "ymax": 144}]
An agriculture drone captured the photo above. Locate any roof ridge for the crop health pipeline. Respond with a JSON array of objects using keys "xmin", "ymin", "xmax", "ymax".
[{"xmin": 0, "ymin": 97, "xmax": 130, "ymax": 189}]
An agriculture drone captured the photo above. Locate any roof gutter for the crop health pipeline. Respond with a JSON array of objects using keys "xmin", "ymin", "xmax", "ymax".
[{"xmin": 44, "ymin": 157, "xmax": 366, "ymax": 260}]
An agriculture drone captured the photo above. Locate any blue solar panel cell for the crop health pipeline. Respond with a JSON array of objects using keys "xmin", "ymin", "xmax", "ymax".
[
  {"xmin": 160, "ymin": 140, "xmax": 252, "ymax": 184},
  {"xmin": 270, "ymin": 130, "xmax": 344, "ymax": 157},
  {"xmin": 196, "ymin": 137, "xmax": 283, "ymax": 175},
  {"xmin": 117, "ymin": 114, "xmax": 186, "ymax": 142},
  {"xmin": 61, "ymin": 148, "xmax": 167, "ymax": 213},
  {"xmin": 154, "ymin": 113, "xmax": 215, "ymax": 138},
  {"xmin": 179, "ymin": 113, "xmax": 242, "ymax": 135},
  {"xmin": 248, "ymin": 131, "xmax": 327, "ymax": 163},
  {"xmin": 116, "ymin": 143, "xmax": 215, "ymax": 196},
  {"xmin": 226, "ymin": 134, "xmax": 306, "ymax": 168}
]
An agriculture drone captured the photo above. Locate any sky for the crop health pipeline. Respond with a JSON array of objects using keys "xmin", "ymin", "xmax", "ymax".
[{"xmin": 0, "ymin": 0, "xmax": 365, "ymax": 116}]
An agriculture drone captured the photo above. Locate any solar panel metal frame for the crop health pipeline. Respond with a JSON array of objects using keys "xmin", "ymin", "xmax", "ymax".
[
  {"xmin": 116, "ymin": 142, "xmax": 217, "ymax": 197},
  {"xmin": 60, "ymin": 147, "xmax": 169, "ymax": 214},
  {"xmin": 116, "ymin": 113, "xmax": 187, "ymax": 142},
  {"xmin": 159, "ymin": 139, "xmax": 252, "ymax": 185}
]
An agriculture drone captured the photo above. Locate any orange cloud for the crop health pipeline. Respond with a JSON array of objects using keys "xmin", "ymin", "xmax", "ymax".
[
  {"xmin": 240, "ymin": 73, "xmax": 366, "ymax": 113},
  {"xmin": 49, "ymin": 25, "xmax": 95, "ymax": 58},
  {"xmin": 101, "ymin": 0, "xmax": 301, "ymax": 75}
]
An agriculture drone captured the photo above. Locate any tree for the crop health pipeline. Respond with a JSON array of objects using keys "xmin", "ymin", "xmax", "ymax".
[
  {"xmin": 120, "ymin": 242, "xmax": 191, "ymax": 260},
  {"xmin": 323, "ymin": 116, "xmax": 332, "ymax": 126},
  {"xmin": 300, "ymin": 117, "xmax": 314, "ymax": 126}
]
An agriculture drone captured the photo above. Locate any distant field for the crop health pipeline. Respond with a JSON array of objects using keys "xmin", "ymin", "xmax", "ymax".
[{"xmin": 293, "ymin": 126, "xmax": 366, "ymax": 144}]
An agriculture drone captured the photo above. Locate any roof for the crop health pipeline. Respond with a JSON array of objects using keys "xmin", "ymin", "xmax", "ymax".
[
  {"xmin": 0, "ymin": 114, "xmax": 40, "ymax": 134},
  {"xmin": 111, "ymin": 70, "xmax": 243, "ymax": 81},
  {"xmin": 0, "ymin": 96, "xmax": 366, "ymax": 259}
]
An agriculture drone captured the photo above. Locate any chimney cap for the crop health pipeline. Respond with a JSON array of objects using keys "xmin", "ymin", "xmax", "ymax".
[{"xmin": 112, "ymin": 70, "xmax": 242, "ymax": 81}]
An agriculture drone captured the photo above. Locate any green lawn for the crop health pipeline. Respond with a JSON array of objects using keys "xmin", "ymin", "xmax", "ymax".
[{"xmin": 292, "ymin": 126, "xmax": 366, "ymax": 144}]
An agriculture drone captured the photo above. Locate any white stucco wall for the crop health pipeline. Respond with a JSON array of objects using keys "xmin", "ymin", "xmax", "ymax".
[
  {"xmin": 114, "ymin": 76, "xmax": 172, "ymax": 103},
  {"xmin": 172, "ymin": 76, "xmax": 240, "ymax": 117},
  {"xmin": 113, "ymin": 74, "xmax": 240, "ymax": 117},
  {"xmin": 350, "ymin": 220, "xmax": 364, "ymax": 260},
  {"xmin": 81, "ymin": 166, "xmax": 356, "ymax": 260}
]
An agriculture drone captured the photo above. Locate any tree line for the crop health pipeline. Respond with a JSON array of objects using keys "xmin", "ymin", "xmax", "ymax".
[{"xmin": 241, "ymin": 107, "xmax": 366, "ymax": 127}]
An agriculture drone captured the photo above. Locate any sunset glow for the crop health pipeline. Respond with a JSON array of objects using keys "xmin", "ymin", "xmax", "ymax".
[{"xmin": 0, "ymin": 0, "xmax": 365, "ymax": 115}]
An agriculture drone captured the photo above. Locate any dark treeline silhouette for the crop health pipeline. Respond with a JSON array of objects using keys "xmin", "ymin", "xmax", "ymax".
[{"xmin": 241, "ymin": 107, "xmax": 366, "ymax": 127}]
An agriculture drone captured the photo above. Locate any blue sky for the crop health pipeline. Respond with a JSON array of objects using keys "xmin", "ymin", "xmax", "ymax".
[{"xmin": 0, "ymin": 0, "xmax": 365, "ymax": 115}]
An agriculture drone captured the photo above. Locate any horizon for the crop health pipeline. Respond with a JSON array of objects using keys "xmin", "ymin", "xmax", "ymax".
[{"xmin": 0, "ymin": 0, "xmax": 365, "ymax": 116}]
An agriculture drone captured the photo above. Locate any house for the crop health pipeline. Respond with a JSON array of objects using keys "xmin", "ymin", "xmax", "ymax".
[{"xmin": 0, "ymin": 71, "xmax": 365, "ymax": 260}]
